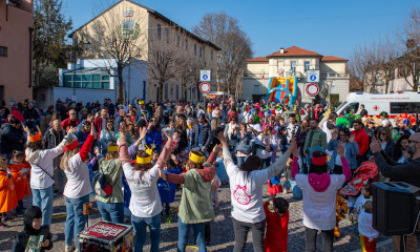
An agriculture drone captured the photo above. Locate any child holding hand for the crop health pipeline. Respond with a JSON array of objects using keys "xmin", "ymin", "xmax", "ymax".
[{"xmin": 0, "ymin": 155, "xmax": 17, "ymax": 227}]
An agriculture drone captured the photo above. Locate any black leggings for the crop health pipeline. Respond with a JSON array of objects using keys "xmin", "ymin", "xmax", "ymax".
[
  {"xmin": 305, "ymin": 227, "xmax": 334, "ymax": 252},
  {"xmin": 232, "ymin": 217, "xmax": 266, "ymax": 252}
]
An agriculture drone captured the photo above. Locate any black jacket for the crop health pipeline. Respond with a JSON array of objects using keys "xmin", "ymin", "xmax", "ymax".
[
  {"xmin": 11, "ymin": 225, "xmax": 53, "ymax": 252},
  {"xmin": 1, "ymin": 124, "xmax": 25, "ymax": 154},
  {"xmin": 192, "ymin": 123, "xmax": 212, "ymax": 149},
  {"xmin": 22, "ymin": 108, "xmax": 39, "ymax": 122},
  {"xmin": 43, "ymin": 127, "xmax": 65, "ymax": 149}
]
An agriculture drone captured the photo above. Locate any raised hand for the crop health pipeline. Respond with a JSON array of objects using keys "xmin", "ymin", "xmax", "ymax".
[
  {"xmin": 162, "ymin": 130, "xmax": 172, "ymax": 141},
  {"xmin": 139, "ymin": 127, "xmax": 147, "ymax": 140},
  {"xmin": 212, "ymin": 144, "xmax": 222, "ymax": 153},
  {"xmin": 216, "ymin": 131, "xmax": 228, "ymax": 148},
  {"xmin": 336, "ymin": 143, "xmax": 345, "ymax": 157},
  {"xmin": 119, "ymin": 123, "xmax": 128, "ymax": 135},
  {"xmin": 90, "ymin": 122, "xmax": 97, "ymax": 138}
]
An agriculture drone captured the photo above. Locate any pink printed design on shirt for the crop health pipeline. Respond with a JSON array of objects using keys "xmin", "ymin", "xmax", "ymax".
[{"xmin": 233, "ymin": 185, "xmax": 251, "ymax": 205}]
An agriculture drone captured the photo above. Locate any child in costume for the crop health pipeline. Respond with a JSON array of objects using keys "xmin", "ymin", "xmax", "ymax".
[
  {"xmin": 335, "ymin": 191, "xmax": 348, "ymax": 238},
  {"xmin": 11, "ymin": 206, "xmax": 53, "ymax": 252},
  {"xmin": 358, "ymin": 201, "xmax": 379, "ymax": 252},
  {"xmin": 0, "ymin": 155, "xmax": 17, "ymax": 227},
  {"xmin": 263, "ymin": 196, "xmax": 289, "ymax": 252},
  {"xmin": 9, "ymin": 150, "xmax": 31, "ymax": 216}
]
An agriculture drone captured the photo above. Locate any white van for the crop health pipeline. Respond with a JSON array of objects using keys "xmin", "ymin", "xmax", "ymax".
[{"xmin": 335, "ymin": 92, "xmax": 420, "ymax": 118}]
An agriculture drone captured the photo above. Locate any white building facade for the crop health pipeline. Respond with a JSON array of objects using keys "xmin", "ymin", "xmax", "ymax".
[{"xmin": 243, "ymin": 46, "xmax": 350, "ymax": 103}]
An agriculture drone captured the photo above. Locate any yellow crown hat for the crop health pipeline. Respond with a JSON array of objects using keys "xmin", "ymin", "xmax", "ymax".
[
  {"xmin": 189, "ymin": 150, "xmax": 204, "ymax": 163},
  {"xmin": 107, "ymin": 145, "xmax": 118, "ymax": 152},
  {"xmin": 136, "ymin": 155, "xmax": 152, "ymax": 165}
]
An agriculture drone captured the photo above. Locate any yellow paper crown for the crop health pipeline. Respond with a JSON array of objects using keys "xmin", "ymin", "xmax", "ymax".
[
  {"xmin": 107, "ymin": 145, "xmax": 118, "ymax": 152},
  {"xmin": 189, "ymin": 151, "xmax": 203, "ymax": 163},
  {"xmin": 136, "ymin": 155, "xmax": 152, "ymax": 164},
  {"xmin": 144, "ymin": 145, "xmax": 153, "ymax": 156}
]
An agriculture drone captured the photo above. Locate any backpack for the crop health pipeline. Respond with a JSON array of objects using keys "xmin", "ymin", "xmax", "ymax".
[{"xmin": 93, "ymin": 160, "xmax": 113, "ymax": 197}]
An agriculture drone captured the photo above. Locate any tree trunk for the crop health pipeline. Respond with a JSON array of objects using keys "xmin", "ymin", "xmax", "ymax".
[
  {"xmin": 158, "ymin": 81, "xmax": 164, "ymax": 102},
  {"xmin": 118, "ymin": 63, "xmax": 124, "ymax": 104}
]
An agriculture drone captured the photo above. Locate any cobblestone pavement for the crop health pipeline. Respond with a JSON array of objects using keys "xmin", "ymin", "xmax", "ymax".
[{"xmin": 0, "ymin": 184, "xmax": 414, "ymax": 252}]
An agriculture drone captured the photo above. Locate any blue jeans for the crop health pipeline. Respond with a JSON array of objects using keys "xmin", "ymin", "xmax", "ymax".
[
  {"xmin": 236, "ymin": 156, "xmax": 247, "ymax": 166},
  {"xmin": 177, "ymin": 218, "xmax": 206, "ymax": 252},
  {"xmin": 131, "ymin": 213, "xmax": 161, "ymax": 252},
  {"xmin": 97, "ymin": 201, "xmax": 124, "ymax": 224},
  {"xmin": 32, "ymin": 186, "xmax": 53, "ymax": 226},
  {"xmin": 64, "ymin": 195, "xmax": 89, "ymax": 250}
]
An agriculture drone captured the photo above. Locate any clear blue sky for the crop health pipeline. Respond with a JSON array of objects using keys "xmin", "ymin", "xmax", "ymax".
[{"xmin": 61, "ymin": 0, "xmax": 419, "ymax": 60}]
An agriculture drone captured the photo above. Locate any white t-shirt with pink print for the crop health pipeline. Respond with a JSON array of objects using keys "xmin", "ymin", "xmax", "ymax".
[{"xmin": 223, "ymin": 147, "xmax": 289, "ymax": 224}]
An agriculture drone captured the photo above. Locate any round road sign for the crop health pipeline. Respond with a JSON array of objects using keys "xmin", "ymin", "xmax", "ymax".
[
  {"xmin": 200, "ymin": 82, "xmax": 210, "ymax": 93},
  {"xmin": 306, "ymin": 83, "xmax": 319, "ymax": 96}
]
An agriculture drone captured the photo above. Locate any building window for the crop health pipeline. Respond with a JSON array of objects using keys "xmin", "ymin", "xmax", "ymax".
[
  {"xmin": 211, "ymin": 50, "xmax": 213, "ymax": 60},
  {"xmin": 291, "ymin": 61, "xmax": 297, "ymax": 75},
  {"xmin": 194, "ymin": 43, "xmax": 197, "ymax": 55},
  {"xmin": 199, "ymin": 46, "xmax": 203, "ymax": 57},
  {"xmin": 254, "ymin": 85, "xmax": 259, "ymax": 94},
  {"xmin": 177, "ymin": 35, "xmax": 180, "ymax": 47},
  {"xmin": 165, "ymin": 27, "xmax": 169, "ymax": 43},
  {"xmin": 63, "ymin": 72, "xmax": 111, "ymax": 89},
  {"xmin": 0, "ymin": 46, "xmax": 7, "ymax": 57},
  {"xmin": 203, "ymin": 47, "xmax": 205, "ymax": 58},
  {"xmin": 157, "ymin": 23, "xmax": 161, "ymax": 40},
  {"xmin": 304, "ymin": 61, "xmax": 310, "ymax": 71},
  {"xmin": 185, "ymin": 39, "xmax": 188, "ymax": 50},
  {"xmin": 164, "ymin": 83, "xmax": 168, "ymax": 100}
]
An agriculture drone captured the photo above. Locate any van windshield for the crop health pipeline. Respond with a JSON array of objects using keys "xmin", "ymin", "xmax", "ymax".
[{"xmin": 335, "ymin": 102, "xmax": 347, "ymax": 113}]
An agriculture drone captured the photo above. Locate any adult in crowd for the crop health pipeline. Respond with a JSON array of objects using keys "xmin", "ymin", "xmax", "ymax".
[
  {"xmin": 376, "ymin": 127, "xmax": 395, "ymax": 158},
  {"xmin": 327, "ymin": 128, "xmax": 359, "ymax": 173},
  {"xmin": 359, "ymin": 104, "xmax": 368, "ymax": 117},
  {"xmin": 192, "ymin": 114, "xmax": 212, "ymax": 154},
  {"xmin": 235, "ymin": 122, "xmax": 253, "ymax": 165},
  {"xmin": 60, "ymin": 122, "xmax": 96, "ymax": 252},
  {"xmin": 224, "ymin": 117, "xmax": 240, "ymax": 152},
  {"xmin": 291, "ymin": 142, "xmax": 351, "ymax": 252},
  {"xmin": 286, "ymin": 113, "xmax": 300, "ymax": 146},
  {"xmin": 100, "ymin": 119, "xmax": 117, "ymax": 154},
  {"xmin": 93, "ymin": 108, "xmax": 108, "ymax": 138},
  {"xmin": 118, "ymin": 127, "xmax": 172, "ymax": 252},
  {"xmin": 76, "ymin": 121, "xmax": 93, "ymax": 146},
  {"xmin": 1, "ymin": 118, "xmax": 26, "ymax": 159},
  {"xmin": 22, "ymin": 102, "xmax": 40, "ymax": 129},
  {"xmin": 322, "ymin": 112, "xmax": 337, "ymax": 143},
  {"xmin": 24, "ymin": 125, "xmax": 76, "ymax": 235},
  {"xmin": 256, "ymin": 126, "xmax": 277, "ymax": 168},
  {"xmin": 370, "ymin": 133, "xmax": 420, "ymax": 252},
  {"xmin": 218, "ymin": 132, "xmax": 291, "ymax": 252},
  {"xmin": 392, "ymin": 134, "xmax": 411, "ymax": 164},
  {"xmin": 114, "ymin": 108, "xmax": 126, "ymax": 132},
  {"xmin": 61, "ymin": 109, "xmax": 80, "ymax": 131},
  {"xmin": 296, "ymin": 118, "xmax": 310, "ymax": 173},
  {"xmin": 39, "ymin": 105, "xmax": 55, "ymax": 134},
  {"xmin": 379, "ymin": 111, "xmax": 392, "ymax": 127},
  {"xmin": 43, "ymin": 119, "xmax": 66, "ymax": 193},
  {"xmin": 365, "ymin": 119, "xmax": 377, "ymax": 137},
  {"xmin": 351, "ymin": 119, "xmax": 370, "ymax": 166},
  {"xmin": 303, "ymin": 118, "xmax": 327, "ymax": 159},
  {"xmin": 145, "ymin": 117, "xmax": 163, "ymax": 152}
]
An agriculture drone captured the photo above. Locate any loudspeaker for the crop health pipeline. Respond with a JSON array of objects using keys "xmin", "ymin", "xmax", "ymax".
[{"xmin": 372, "ymin": 182, "xmax": 420, "ymax": 235}]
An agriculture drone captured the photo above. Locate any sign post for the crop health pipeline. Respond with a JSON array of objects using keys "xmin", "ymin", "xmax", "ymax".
[
  {"xmin": 306, "ymin": 70, "xmax": 320, "ymax": 83},
  {"xmin": 306, "ymin": 83, "xmax": 319, "ymax": 119}
]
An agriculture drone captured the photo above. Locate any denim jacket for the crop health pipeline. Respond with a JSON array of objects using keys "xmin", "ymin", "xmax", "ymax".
[{"xmin": 327, "ymin": 140, "xmax": 359, "ymax": 170}]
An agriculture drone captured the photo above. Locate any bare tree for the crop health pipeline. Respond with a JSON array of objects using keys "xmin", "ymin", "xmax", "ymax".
[
  {"xmin": 193, "ymin": 12, "xmax": 252, "ymax": 96},
  {"xmin": 395, "ymin": 7, "xmax": 420, "ymax": 91},
  {"xmin": 73, "ymin": 6, "xmax": 143, "ymax": 103}
]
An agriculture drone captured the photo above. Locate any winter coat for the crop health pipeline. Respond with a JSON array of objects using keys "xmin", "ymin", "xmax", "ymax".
[
  {"xmin": 43, "ymin": 127, "xmax": 65, "ymax": 150},
  {"xmin": 9, "ymin": 162, "xmax": 31, "ymax": 201},
  {"xmin": 1, "ymin": 124, "xmax": 25, "ymax": 154},
  {"xmin": 0, "ymin": 170, "xmax": 18, "ymax": 213},
  {"xmin": 327, "ymin": 140, "xmax": 359, "ymax": 170},
  {"xmin": 192, "ymin": 123, "xmax": 212, "ymax": 149}
]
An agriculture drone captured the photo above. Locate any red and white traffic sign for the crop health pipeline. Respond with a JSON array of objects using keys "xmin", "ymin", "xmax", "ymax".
[
  {"xmin": 200, "ymin": 82, "xmax": 210, "ymax": 93},
  {"xmin": 306, "ymin": 83, "xmax": 319, "ymax": 96}
]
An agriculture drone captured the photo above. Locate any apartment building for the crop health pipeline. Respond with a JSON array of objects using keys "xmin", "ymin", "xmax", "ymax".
[
  {"xmin": 243, "ymin": 46, "xmax": 349, "ymax": 103},
  {"xmin": 0, "ymin": 0, "xmax": 33, "ymax": 104},
  {"xmin": 68, "ymin": 0, "xmax": 220, "ymax": 103}
]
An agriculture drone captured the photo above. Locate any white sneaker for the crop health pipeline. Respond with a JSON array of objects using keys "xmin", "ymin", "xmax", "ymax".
[{"xmin": 65, "ymin": 245, "xmax": 75, "ymax": 252}]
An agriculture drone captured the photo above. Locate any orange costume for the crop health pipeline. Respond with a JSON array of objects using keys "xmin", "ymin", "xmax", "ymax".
[
  {"xmin": 9, "ymin": 162, "xmax": 31, "ymax": 201},
  {"xmin": 0, "ymin": 170, "xmax": 18, "ymax": 213},
  {"xmin": 335, "ymin": 191, "xmax": 348, "ymax": 238}
]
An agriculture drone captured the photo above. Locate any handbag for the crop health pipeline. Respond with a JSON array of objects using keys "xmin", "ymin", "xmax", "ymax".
[
  {"xmin": 37, "ymin": 165, "xmax": 55, "ymax": 181},
  {"xmin": 93, "ymin": 161, "xmax": 113, "ymax": 197}
]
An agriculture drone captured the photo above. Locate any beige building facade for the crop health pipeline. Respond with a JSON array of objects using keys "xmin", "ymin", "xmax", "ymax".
[
  {"xmin": 243, "ymin": 46, "xmax": 350, "ymax": 103},
  {"xmin": 70, "ymin": 0, "xmax": 219, "ymax": 103},
  {"xmin": 0, "ymin": 0, "xmax": 33, "ymax": 105}
]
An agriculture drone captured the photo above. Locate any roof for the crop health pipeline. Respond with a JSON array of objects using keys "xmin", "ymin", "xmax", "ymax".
[
  {"xmin": 267, "ymin": 46, "xmax": 322, "ymax": 57},
  {"xmin": 246, "ymin": 57, "xmax": 268, "ymax": 62},
  {"xmin": 321, "ymin": 56, "xmax": 348, "ymax": 62},
  {"xmin": 68, "ymin": 0, "xmax": 221, "ymax": 51}
]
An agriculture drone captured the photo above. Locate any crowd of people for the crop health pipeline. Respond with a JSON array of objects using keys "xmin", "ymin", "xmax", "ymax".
[{"xmin": 0, "ymin": 97, "xmax": 419, "ymax": 252}]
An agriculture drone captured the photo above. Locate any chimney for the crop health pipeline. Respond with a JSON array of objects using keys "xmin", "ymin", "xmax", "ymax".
[{"xmin": 280, "ymin": 48, "xmax": 284, "ymax": 54}]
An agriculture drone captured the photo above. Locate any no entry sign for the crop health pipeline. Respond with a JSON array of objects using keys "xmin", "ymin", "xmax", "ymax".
[
  {"xmin": 200, "ymin": 82, "xmax": 210, "ymax": 93},
  {"xmin": 306, "ymin": 83, "xmax": 319, "ymax": 96}
]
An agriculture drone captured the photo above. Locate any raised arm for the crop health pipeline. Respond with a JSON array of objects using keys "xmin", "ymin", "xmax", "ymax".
[
  {"xmin": 156, "ymin": 131, "xmax": 173, "ymax": 169},
  {"xmin": 118, "ymin": 125, "xmax": 131, "ymax": 165},
  {"xmin": 336, "ymin": 143, "xmax": 351, "ymax": 182}
]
